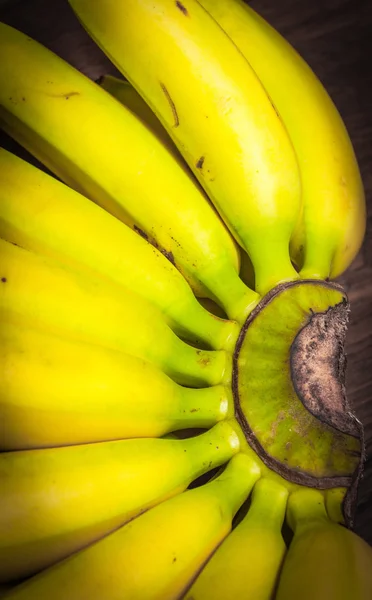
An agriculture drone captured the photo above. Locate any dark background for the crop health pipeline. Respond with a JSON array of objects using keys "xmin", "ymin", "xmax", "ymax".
[{"xmin": 1, "ymin": 0, "xmax": 371, "ymax": 541}]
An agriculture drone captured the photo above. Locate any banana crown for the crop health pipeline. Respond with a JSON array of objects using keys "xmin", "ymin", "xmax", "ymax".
[{"xmin": 0, "ymin": 1, "xmax": 368, "ymax": 598}]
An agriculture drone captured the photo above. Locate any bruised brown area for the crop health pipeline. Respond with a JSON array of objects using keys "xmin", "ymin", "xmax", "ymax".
[
  {"xmin": 196, "ymin": 350, "xmax": 211, "ymax": 367},
  {"xmin": 196, "ymin": 156, "xmax": 205, "ymax": 170},
  {"xmin": 291, "ymin": 300, "xmax": 360, "ymax": 437},
  {"xmin": 160, "ymin": 249, "xmax": 175, "ymax": 266},
  {"xmin": 175, "ymin": 1, "xmax": 188, "ymax": 16},
  {"xmin": 63, "ymin": 92, "xmax": 80, "ymax": 100},
  {"xmin": 132, "ymin": 224, "xmax": 175, "ymax": 265},
  {"xmin": 43, "ymin": 91, "xmax": 80, "ymax": 99},
  {"xmin": 267, "ymin": 94, "xmax": 280, "ymax": 118},
  {"xmin": 159, "ymin": 82, "xmax": 179, "ymax": 127},
  {"xmin": 133, "ymin": 224, "xmax": 149, "ymax": 241}
]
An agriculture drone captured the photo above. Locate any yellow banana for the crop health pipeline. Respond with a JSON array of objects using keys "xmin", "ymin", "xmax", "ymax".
[
  {"xmin": 86, "ymin": 69, "xmax": 258, "ymax": 302},
  {"xmin": 69, "ymin": 0, "xmax": 302, "ymax": 295},
  {"xmin": 97, "ymin": 75, "xmax": 258, "ymax": 293},
  {"xmin": 276, "ymin": 489, "xmax": 372, "ymax": 599},
  {"xmin": 98, "ymin": 74, "xmax": 260, "ymax": 293},
  {"xmin": 0, "ymin": 147, "xmax": 238, "ymax": 350},
  {"xmin": 0, "ymin": 421, "xmax": 239, "ymax": 583},
  {"xmin": 0, "ymin": 22, "xmax": 258, "ymax": 321},
  {"xmin": 185, "ymin": 478, "xmax": 288, "ymax": 599},
  {"xmin": 98, "ymin": 74, "xmax": 182, "ymax": 161},
  {"xmin": 0, "ymin": 319, "xmax": 230, "ymax": 450},
  {"xmin": 0, "ymin": 238, "xmax": 229, "ymax": 387},
  {"xmin": 197, "ymin": 0, "xmax": 366, "ymax": 279},
  {"xmin": 3, "ymin": 454, "xmax": 259, "ymax": 599}
]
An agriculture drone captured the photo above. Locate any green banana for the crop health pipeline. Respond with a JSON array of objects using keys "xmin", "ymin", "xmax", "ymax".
[
  {"xmin": 0, "ymin": 21, "xmax": 258, "ymax": 321},
  {"xmin": 69, "ymin": 0, "xmax": 302, "ymax": 295},
  {"xmin": 276, "ymin": 489, "xmax": 372, "ymax": 599},
  {"xmin": 0, "ymin": 237, "xmax": 229, "ymax": 387},
  {"xmin": 0, "ymin": 319, "xmax": 230, "ymax": 450},
  {"xmin": 2, "ymin": 454, "xmax": 259, "ymax": 599},
  {"xmin": 0, "ymin": 147, "xmax": 238, "ymax": 349},
  {"xmin": 0, "ymin": 421, "xmax": 239, "ymax": 583},
  {"xmin": 197, "ymin": 0, "xmax": 366, "ymax": 279},
  {"xmin": 186, "ymin": 478, "xmax": 288, "ymax": 599}
]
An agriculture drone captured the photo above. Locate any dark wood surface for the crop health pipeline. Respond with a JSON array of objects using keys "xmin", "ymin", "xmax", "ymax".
[{"xmin": 1, "ymin": 0, "xmax": 372, "ymax": 540}]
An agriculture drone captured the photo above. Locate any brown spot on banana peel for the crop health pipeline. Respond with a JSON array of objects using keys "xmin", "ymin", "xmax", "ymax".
[
  {"xmin": 160, "ymin": 249, "xmax": 176, "ymax": 266},
  {"xmin": 43, "ymin": 91, "xmax": 80, "ymax": 99},
  {"xmin": 133, "ymin": 224, "xmax": 149, "ymax": 241},
  {"xmin": 175, "ymin": 1, "xmax": 189, "ymax": 15},
  {"xmin": 159, "ymin": 82, "xmax": 179, "ymax": 128},
  {"xmin": 64, "ymin": 92, "xmax": 80, "ymax": 100},
  {"xmin": 266, "ymin": 90, "xmax": 284, "ymax": 123},
  {"xmin": 196, "ymin": 350, "xmax": 211, "ymax": 368},
  {"xmin": 133, "ymin": 225, "xmax": 176, "ymax": 266},
  {"xmin": 196, "ymin": 156, "xmax": 205, "ymax": 170},
  {"xmin": 270, "ymin": 411, "xmax": 286, "ymax": 440}
]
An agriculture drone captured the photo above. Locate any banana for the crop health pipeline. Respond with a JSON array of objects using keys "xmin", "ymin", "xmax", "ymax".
[
  {"xmin": 98, "ymin": 74, "xmax": 182, "ymax": 161},
  {"xmin": 0, "ymin": 238, "xmax": 229, "ymax": 387},
  {"xmin": 0, "ymin": 147, "xmax": 238, "ymax": 350},
  {"xmin": 69, "ymin": 0, "xmax": 302, "ymax": 296},
  {"xmin": 0, "ymin": 319, "xmax": 230, "ymax": 450},
  {"xmin": 0, "ymin": 421, "xmax": 239, "ymax": 583},
  {"xmin": 197, "ymin": 297, "xmax": 227, "ymax": 319},
  {"xmin": 239, "ymin": 249, "xmax": 256, "ymax": 291},
  {"xmin": 197, "ymin": 0, "xmax": 366, "ymax": 279},
  {"xmin": 276, "ymin": 489, "xmax": 372, "ymax": 599},
  {"xmin": 185, "ymin": 478, "xmax": 288, "ymax": 600},
  {"xmin": 3, "ymin": 453, "xmax": 259, "ymax": 599},
  {"xmin": 0, "ymin": 22, "xmax": 258, "ymax": 321},
  {"xmin": 97, "ymin": 75, "xmax": 256, "ymax": 293}
]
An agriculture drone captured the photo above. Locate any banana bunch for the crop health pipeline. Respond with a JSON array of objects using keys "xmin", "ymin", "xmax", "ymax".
[{"xmin": 0, "ymin": 0, "xmax": 370, "ymax": 598}]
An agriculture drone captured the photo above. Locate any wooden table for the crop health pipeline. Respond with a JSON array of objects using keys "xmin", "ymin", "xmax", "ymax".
[{"xmin": 1, "ymin": 0, "xmax": 371, "ymax": 542}]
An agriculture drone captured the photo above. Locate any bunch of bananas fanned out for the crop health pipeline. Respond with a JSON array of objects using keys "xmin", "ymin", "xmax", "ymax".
[{"xmin": 0, "ymin": 0, "xmax": 371, "ymax": 598}]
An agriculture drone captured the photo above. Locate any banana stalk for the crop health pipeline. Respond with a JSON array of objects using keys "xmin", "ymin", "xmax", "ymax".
[{"xmin": 0, "ymin": 4, "xmax": 369, "ymax": 597}]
